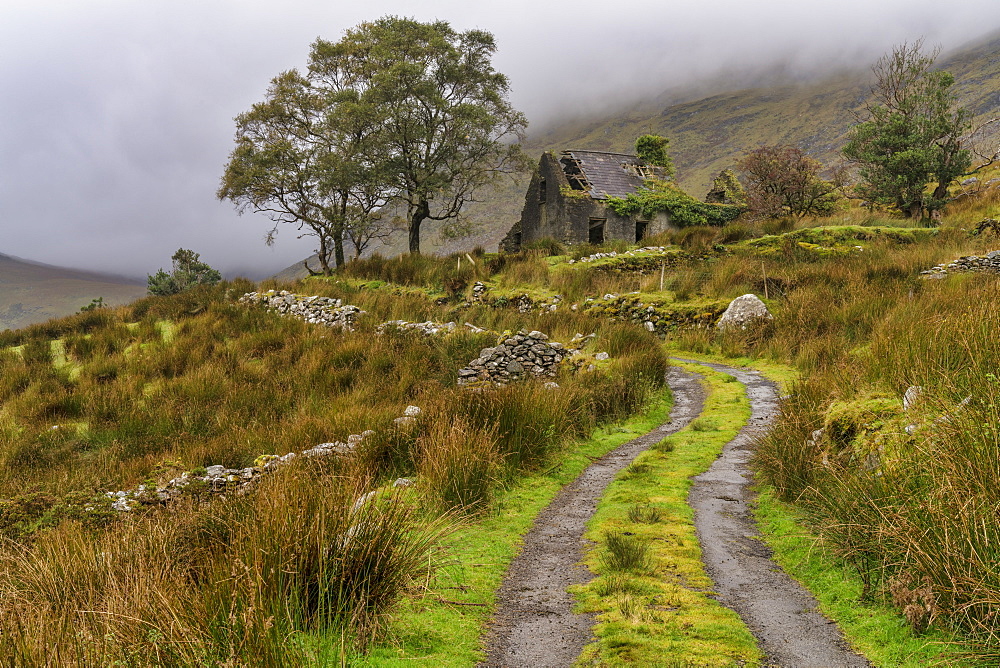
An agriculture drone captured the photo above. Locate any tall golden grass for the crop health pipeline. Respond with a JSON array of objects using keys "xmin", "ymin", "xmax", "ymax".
[{"xmin": 0, "ymin": 273, "xmax": 669, "ymax": 661}]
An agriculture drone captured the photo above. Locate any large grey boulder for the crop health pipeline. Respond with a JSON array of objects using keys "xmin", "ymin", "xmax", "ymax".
[{"xmin": 716, "ymin": 294, "xmax": 773, "ymax": 331}]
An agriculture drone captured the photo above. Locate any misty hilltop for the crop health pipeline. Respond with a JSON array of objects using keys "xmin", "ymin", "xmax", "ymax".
[{"xmin": 288, "ymin": 29, "xmax": 999, "ymax": 274}]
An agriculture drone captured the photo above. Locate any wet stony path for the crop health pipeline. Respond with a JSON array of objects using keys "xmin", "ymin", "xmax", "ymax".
[
  {"xmin": 682, "ymin": 359, "xmax": 869, "ymax": 667},
  {"xmin": 479, "ymin": 367, "xmax": 705, "ymax": 667},
  {"xmin": 480, "ymin": 360, "xmax": 869, "ymax": 667}
]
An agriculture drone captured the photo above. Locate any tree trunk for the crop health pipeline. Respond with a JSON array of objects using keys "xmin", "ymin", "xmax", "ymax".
[
  {"xmin": 318, "ymin": 235, "xmax": 331, "ymax": 275},
  {"xmin": 333, "ymin": 234, "xmax": 345, "ymax": 270},
  {"xmin": 409, "ymin": 200, "xmax": 429, "ymax": 255},
  {"xmin": 932, "ymin": 181, "xmax": 949, "ymax": 202},
  {"xmin": 334, "ymin": 198, "xmax": 347, "ymax": 270},
  {"xmin": 908, "ymin": 202, "xmax": 923, "ymax": 220}
]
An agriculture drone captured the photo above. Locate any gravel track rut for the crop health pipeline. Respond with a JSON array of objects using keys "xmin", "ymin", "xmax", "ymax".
[{"xmin": 682, "ymin": 359, "xmax": 869, "ymax": 668}]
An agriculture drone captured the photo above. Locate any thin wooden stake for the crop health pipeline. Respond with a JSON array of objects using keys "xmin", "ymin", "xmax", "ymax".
[
  {"xmin": 762, "ymin": 262, "xmax": 769, "ymax": 300},
  {"xmin": 659, "ymin": 262, "xmax": 665, "ymax": 292}
]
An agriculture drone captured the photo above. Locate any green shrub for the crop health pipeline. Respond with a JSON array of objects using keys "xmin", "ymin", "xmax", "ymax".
[{"xmin": 600, "ymin": 530, "xmax": 653, "ymax": 573}]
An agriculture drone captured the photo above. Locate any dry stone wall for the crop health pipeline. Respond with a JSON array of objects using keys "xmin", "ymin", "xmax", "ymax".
[
  {"xmin": 240, "ymin": 290, "xmax": 365, "ymax": 330},
  {"xmin": 920, "ymin": 250, "xmax": 1000, "ymax": 277},
  {"xmin": 105, "ymin": 407, "xmax": 421, "ymax": 511}
]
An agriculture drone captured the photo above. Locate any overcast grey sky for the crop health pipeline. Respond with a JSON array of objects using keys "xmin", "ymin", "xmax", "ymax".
[{"xmin": 2, "ymin": 0, "xmax": 998, "ymax": 279}]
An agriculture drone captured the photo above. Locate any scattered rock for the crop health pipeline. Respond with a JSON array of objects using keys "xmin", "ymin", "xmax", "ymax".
[
  {"xmin": 716, "ymin": 294, "xmax": 773, "ymax": 331},
  {"xmin": 903, "ymin": 386, "xmax": 923, "ymax": 412},
  {"xmin": 471, "ymin": 282, "xmax": 489, "ymax": 302}
]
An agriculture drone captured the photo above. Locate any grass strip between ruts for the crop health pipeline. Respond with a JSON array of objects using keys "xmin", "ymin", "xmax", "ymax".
[
  {"xmin": 668, "ymin": 350, "xmax": 971, "ymax": 666},
  {"xmin": 353, "ymin": 387, "xmax": 675, "ymax": 666},
  {"xmin": 573, "ymin": 360, "xmax": 761, "ymax": 667}
]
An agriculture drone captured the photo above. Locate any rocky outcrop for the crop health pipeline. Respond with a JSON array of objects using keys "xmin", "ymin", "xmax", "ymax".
[
  {"xmin": 457, "ymin": 330, "xmax": 577, "ymax": 386},
  {"xmin": 716, "ymin": 294, "xmax": 773, "ymax": 331},
  {"xmin": 920, "ymin": 250, "xmax": 1000, "ymax": 277},
  {"xmin": 240, "ymin": 290, "xmax": 365, "ymax": 330}
]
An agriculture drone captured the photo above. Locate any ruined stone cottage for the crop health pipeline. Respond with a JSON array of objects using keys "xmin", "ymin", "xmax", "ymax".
[{"xmin": 501, "ymin": 150, "xmax": 673, "ymax": 252}]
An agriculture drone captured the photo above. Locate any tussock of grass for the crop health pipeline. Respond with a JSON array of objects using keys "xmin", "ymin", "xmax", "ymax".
[
  {"xmin": 600, "ymin": 531, "xmax": 654, "ymax": 573},
  {"xmin": 356, "ymin": 390, "xmax": 675, "ymax": 666},
  {"xmin": 755, "ymin": 486, "xmax": 971, "ymax": 667},
  {"xmin": 0, "ymin": 462, "xmax": 448, "ymax": 664}
]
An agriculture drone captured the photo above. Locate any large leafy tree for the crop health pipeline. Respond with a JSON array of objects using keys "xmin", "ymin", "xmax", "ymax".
[
  {"xmin": 737, "ymin": 145, "xmax": 840, "ymax": 218},
  {"xmin": 327, "ymin": 17, "xmax": 529, "ymax": 254},
  {"xmin": 843, "ymin": 41, "xmax": 971, "ymax": 219},
  {"xmin": 220, "ymin": 17, "xmax": 528, "ymax": 262},
  {"xmin": 217, "ymin": 52, "xmax": 391, "ymax": 274}
]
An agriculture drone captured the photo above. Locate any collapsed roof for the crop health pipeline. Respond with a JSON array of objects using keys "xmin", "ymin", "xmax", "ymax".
[{"xmin": 558, "ymin": 150, "xmax": 659, "ymax": 200}]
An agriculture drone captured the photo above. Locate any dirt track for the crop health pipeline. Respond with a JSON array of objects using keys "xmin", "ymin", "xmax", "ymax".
[
  {"xmin": 480, "ymin": 360, "xmax": 869, "ymax": 667},
  {"xmin": 683, "ymin": 359, "xmax": 869, "ymax": 667},
  {"xmin": 479, "ymin": 367, "xmax": 705, "ymax": 667}
]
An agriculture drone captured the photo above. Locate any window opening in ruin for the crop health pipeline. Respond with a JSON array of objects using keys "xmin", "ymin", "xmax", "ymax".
[
  {"xmin": 538, "ymin": 177, "xmax": 547, "ymax": 203},
  {"xmin": 589, "ymin": 218, "xmax": 606, "ymax": 244},
  {"xmin": 635, "ymin": 221, "xmax": 649, "ymax": 242},
  {"xmin": 560, "ymin": 155, "xmax": 590, "ymax": 191}
]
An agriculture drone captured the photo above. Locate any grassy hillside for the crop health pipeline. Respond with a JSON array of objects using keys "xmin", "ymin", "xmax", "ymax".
[
  {"xmin": 281, "ymin": 31, "xmax": 999, "ymax": 276},
  {"xmin": 4, "ymin": 172, "xmax": 1000, "ymax": 662},
  {"xmin": 0, "ymin": 253, "xmax": 146, "ymax": 331}
]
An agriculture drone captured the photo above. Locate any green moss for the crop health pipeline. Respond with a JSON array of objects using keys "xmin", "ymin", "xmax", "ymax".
[
  {"xmin": 606, "ymin": 181, "xmax": 744, "ymax": 227},
  {"xmin": 737, "ymin": 226, "xmax": 939, "ymax": 256},
  {"xmin": 823, "ymin": 396, "xmax": 901, "ymax": 451}
]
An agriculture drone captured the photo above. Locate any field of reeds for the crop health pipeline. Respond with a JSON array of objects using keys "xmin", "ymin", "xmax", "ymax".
[{"xmin": 0, "ymin": 265, "xmax": 668, "ymax": 663}]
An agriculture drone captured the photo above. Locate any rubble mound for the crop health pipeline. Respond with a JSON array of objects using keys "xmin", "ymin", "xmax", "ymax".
[{"xmin": 458, "ymin": 330, "xmax": 578, "ymax": 386}]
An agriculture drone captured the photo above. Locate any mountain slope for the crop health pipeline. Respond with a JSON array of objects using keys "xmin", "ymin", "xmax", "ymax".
[
  {"xmin": 0, "ymin": 253, "xmax": 146, "ymax": 330},
  {"xmin": 275, "ymin": 32, "xmax": 1000, "ymax": 280}
]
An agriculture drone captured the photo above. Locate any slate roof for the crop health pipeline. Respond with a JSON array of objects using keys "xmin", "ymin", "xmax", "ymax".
[{"xmin": 561, "ymin": 150, "xmax": 648, "ymax": 200}]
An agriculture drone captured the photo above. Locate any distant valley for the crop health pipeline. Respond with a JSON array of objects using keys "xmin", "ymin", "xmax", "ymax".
[{"xmin": 0, "ymin": 253, "xmax": 146, "ymax": 330}]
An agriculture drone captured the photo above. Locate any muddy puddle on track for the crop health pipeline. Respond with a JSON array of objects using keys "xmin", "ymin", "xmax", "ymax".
[
  {"xmin": 479, "ymin": 367, "xmax": 705, "ymax": 668},
  {"xmin": 682, "ymin": 359, "xmax": 869, "ymax": 668}
]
